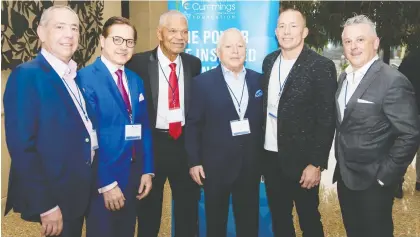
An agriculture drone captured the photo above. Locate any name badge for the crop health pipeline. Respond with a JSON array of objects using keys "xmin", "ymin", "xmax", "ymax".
[
  {"xmin": 167, "ymin": 108, "xmax": 183, "ymax": 123},
  {"xmin": 125, "ymin": 124, "xmax": 142, "ymax": 140},
  {"xmin": 90, "ymin": 130, "xmax": 99, "ymax": 150},
  {"xmin": 230, "ymin": 119, "xmax": 251, "ymax": 136}
]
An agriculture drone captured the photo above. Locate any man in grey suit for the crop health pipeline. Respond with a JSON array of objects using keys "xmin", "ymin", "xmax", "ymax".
[{"xmin": 334, "ymin": 15, "xmax": 420, "ymax": 237}]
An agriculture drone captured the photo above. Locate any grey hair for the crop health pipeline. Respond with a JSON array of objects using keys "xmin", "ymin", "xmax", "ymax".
[
  {"xmin": 39, "ymin": 5, "xmax": 79, "ymax": 26},
  {"xmin": 159, "ymin": 10, "xmax": 188, "ymax": 27},
  {"xmin": 216, "ymin": 28, "xmax": 246, "ymax": 50},
  {"xmin": 342, "ymin": 14, "xmax": 377, "ymax": 36}
]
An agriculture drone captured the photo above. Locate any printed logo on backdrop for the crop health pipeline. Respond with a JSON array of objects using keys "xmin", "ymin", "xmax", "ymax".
[
  {"xmin": 180, "ymin": 0, "xmax": 237, "ymax": 20},
  {"xmin": 170, "ymin": 0, "xmax": 279, "ymax": 74}
]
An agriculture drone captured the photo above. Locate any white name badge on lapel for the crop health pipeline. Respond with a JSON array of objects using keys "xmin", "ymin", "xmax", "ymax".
[
  {"xmin": 125, "ymin": 124, "xmax": 142, "ymax": 140},
  {"xmin": 90, "ymin": 130, "xmax": 99, "ymax": 150},
  {"xmin": 230, "ymin": 119, "xmax": 251, "ymax": 136},
  {"xmin": 167, "ymin": 108, "xmax": 183, "ymax": 123}
]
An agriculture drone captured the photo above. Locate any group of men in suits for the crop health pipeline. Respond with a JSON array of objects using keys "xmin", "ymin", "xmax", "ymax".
[{"xmin": 4, "ymin": 5, "xmax": 420, "ymax": 237}]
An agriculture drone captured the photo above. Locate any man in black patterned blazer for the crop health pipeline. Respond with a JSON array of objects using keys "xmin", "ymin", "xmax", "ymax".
[{"xmin": 261, "ymin": 8, "xmax": 337, "ymax": 237}]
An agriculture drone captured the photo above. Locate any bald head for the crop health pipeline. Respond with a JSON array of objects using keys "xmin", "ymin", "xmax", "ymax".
[{"xmin": 217, "ymin": 28, "xmax": 247, "ymax": 74}]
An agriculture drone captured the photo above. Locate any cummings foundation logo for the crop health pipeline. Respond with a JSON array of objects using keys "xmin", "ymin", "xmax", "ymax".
[{"xmin": 181, "ymin": 0, "xmax": 236, "ymax": 20}]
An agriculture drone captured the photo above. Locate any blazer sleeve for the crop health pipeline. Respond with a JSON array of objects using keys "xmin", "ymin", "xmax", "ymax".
[
  {"xmin": 4, "ymin": 67, "xmax": 56, "ymax": 217},
  {"xmin": 310, "ymin": 60, "xmax": 338, "ymax": 169},
  {"xmin": 377, "ymin": 75, "xmax": 420, "ymax": 185},
  {"xmin": 137, "ymin": 77, "xmax": 154, "ymax": 174},
  {"xmin": 185, "ymin": 77, "xmax": 206, "ymax": 167}
]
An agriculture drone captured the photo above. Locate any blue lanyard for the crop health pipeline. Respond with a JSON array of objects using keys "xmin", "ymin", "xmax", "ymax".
[
  {"xmin": 278, "ymin": 55, "xmax": 291, "ymax": 97},
  {"xmin": 224, "ymin": 76, "xmax": 246, "ymax": 117},
  {"xmin": 61, "ymin": 78, "xmax": 89, "ymax": 122}
]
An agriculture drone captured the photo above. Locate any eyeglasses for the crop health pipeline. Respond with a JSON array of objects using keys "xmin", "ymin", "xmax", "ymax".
[{"xmin": 110, "ymin": 36, "xmax": 136, "ymax": 48}]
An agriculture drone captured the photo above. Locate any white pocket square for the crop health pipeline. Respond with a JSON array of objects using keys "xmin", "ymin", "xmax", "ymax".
[
  {"xmin": 357, "ymin": 98, "xmax": 374, "ymax": 104},
  {"xmin": 139, "ymin": 93, "xmax": 145, "ymax": 102}
]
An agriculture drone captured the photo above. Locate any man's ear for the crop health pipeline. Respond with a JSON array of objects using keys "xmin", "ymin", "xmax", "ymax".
[
  {"xmin": 100, "ymin": 35, "xmax": 105, "ymax": 49},
  {"xmin": 37, "ymin": 25, "xmax": 45, "ymax": 43},
  {"xmin": 302, "ymin": 27, "xmax": 309, "ymax": 39},
  {"xmin": 157, "ymin": 27, "xmax": 163, "ymax": 42}
]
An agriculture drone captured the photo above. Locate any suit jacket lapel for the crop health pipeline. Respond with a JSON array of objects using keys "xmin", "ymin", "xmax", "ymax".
[
  {"xmin": 126, "ymin": 70, "xmax": 139, "ymax": 118},
  {"xmin": 148, "ymin": 49, "xmax": 159, "ymax": 111},
  {"xmin": 278, "ymin": 46, "xmax": 310, "ymax": 108},
  {"xmin": 93, "ymin": 58, "xmax": 130, "ymax": 121},
  {"xmin": 263, "ymin": 50, "xmax": 281, "ymax": 112},
  {"xmin": 341, "ymin": 60, "xmax": 382, "ymax": 124},
  {"xmin": 336, "ymin": 73, "xmax": 346, "ymax": 124},
  {"xmin": 37, "ymin": 54, "xmax": 87, "ymax": 129},
  {"xmin": 181, "ymin": 53, "xmax": 192, "ymax": 115},
  {"xmin": 216, "ymin": 65, "xmax": 240, "ymax": 120},
  {"xmin": 243, "ymin": 69, "xmax": 253, "ymax": 119}
]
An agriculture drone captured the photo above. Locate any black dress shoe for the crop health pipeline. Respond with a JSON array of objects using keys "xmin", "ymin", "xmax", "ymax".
[
  {"xmin": 395, "ymin": 182, "xmax": 403, "ymax": 199},
  {"xmin": 416, "ymin": 182, "xmax": 420, "ymax": 191}
]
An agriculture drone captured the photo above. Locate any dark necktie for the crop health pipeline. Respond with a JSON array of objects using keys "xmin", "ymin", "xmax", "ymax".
[
  {"xmin": 116, "ymin": 69, "xmax": 132, "ymax": 116},
  {"xmin": 168, "ymin": 63, "xmax": 182, "ymax": 140},
  {"xmin": 116, "ymin": 69, "xmax": 135, "ymax": 161}
]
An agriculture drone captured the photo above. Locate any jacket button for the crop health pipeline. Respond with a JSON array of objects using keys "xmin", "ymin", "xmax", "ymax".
[{"xmin": 85, "ymin": 138, "xmax": 90, "ymax": 143}]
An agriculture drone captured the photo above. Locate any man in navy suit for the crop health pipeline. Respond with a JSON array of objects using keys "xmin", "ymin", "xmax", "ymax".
[
  {"xmin": 78, "ymin": 17, "xmax": 154, "ymax": 237},
  {"xmin": 4, "ymin": 5, "xmax": 97, "ymax": 237},
  {"xmin": 185, "ymin": 28, "xmax": 263, "ymax": 237}
]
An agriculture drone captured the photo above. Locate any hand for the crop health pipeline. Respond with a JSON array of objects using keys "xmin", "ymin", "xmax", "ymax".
[
  {"xmin": 136, "ymin": 174, "xmax": 153, "ymax": 200},
  {"xmin": 40, "ymin": 207, "xmax": 63, "ymax": 236},
  {"xmin": 190, "ymin": 165, "xmax": 205, "ymax": 186},
  {"xmin": 299, "ymin": 165, "xmax": 321, "ymax": 189},
  {"xmin": 103, "ymin": 185, "xmax": 125, "ymax": 211}
]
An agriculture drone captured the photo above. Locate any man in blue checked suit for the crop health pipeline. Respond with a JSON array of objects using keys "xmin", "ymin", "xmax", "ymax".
[
  {"xmin": 185, "ymin": 28, "xmax": 264, "ymax": 237},
  {"xmin": 78, "ymin": 17, "xmax": 154, "ymax": 237}
]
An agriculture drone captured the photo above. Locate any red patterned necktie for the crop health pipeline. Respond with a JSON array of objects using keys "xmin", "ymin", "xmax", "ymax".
[
  {"xmin": 116, "ymin": 69, "xmax": 135, "ymax": 161},
  {"xmin": 168, "ymin": 63, "xmax": 182, "ymax": 140}
]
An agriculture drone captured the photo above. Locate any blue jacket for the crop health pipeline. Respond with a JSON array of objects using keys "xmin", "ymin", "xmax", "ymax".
[
  {"xmin": 4, "ymin": 54, "xmax": 95, "ymax": 221},
  {"xmin": 185, "ymin": 65, "xmax": 264, "ymax": 186},
  {"xmin": 78, "ymin": 57, "xmax": 154, "ymax": 192}
]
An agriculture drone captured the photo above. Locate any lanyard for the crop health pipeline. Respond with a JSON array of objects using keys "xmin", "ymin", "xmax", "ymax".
[
  {"xmin": 158, "ymin": 58, "xmax": 182, "ymax": 105},
  {"xmin": 278, "ymin": 55, "xmax": 292, "ymax": 97},
  {"xmin": 61, "ymin": 78, "xmax": 89, "ymax": 122},
  {"xmin": 225, "ymin": 76, "xmax": 246, "ymax": 118}
]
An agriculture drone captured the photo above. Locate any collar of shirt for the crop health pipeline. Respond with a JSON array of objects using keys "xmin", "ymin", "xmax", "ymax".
[
  {"xmin": 344, "ymin": 55, "xmax": 379, "ymax": 83},
  {"xmin": 157, "ymin": 46, "xmax": 180, "ymax": 67},
  {"xmin": 100, "ymin": 55, "xmax": 125, "ymax": 75},
  {"xmin": 41, "ymin": 48, "xmax": 77, "ymax": 80},
  {"xmin": 221, "ymin": 64, "xmax": 246, "ymax": 81}
]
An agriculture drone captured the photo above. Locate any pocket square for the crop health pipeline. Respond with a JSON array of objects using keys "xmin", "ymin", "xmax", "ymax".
[
  {"xmin": 255, "ymin": 89, "xmax": 263, "ymax": 98},
  {"xmin": 139, "ymin": 93, "xmax": 145, "ymax": 102},
  {"xmin": 357, "ymin": 98, "xmax": 374, "ymax": 104}
]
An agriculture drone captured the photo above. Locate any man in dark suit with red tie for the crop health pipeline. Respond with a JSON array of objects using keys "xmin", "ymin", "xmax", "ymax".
[{"xmin": 126, "ymin": 10, "xmax": 202, "ymax": 237}]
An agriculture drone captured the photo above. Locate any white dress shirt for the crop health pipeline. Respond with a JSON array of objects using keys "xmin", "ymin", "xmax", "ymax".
[
  {"xmin": 264, "ymin": 55, "xmax": 297, "ymax": 152},
  {"xmin": 221, "ymin": 65, "xmax": 248, "ymax": 120},
  {"xmin": 40, "ymin": 48, "xmax": 97, "ymax": 216},
  {"xmin": 337, "ymin": 55, "xmax": 383, "ymax": 185},
  {"xmin": 156, "ymin": 46, "xmax": 185, "ymax": 129},
  {"xmin": 337, "ymin": 55, "xmax": 379, "ymax": 120}
]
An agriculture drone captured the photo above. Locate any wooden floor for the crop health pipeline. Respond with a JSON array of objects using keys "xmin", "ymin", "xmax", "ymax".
[{"xmin": 2, "ymin": 164, "xmax": 419, "ymax": 237}]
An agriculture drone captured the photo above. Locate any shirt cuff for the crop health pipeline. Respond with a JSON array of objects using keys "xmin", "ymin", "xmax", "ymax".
[
  {"xmin": 145, "ymin": 173, "xmax": 155, "ymax": 178},
  {"xmin": 98, "ymin": 181, "xmax": 118, "ymax": 193},
  {"xmin": 377, "ymin": 179, "xmax": 384, "ymax": 186},
  {"xmin": 40, "ymin": 206, "xmax": 59, "ymax": 217}
]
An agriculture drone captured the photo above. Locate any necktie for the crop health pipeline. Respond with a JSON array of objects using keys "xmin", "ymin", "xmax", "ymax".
[
  {"xmin": 168, "ymin": 63, "xmax": 182, "ymax": 140},
  {"xmin": 116, "ymin": 69, "xmax": 135, "ymax": 161},
  {"xmin": 116, "ymin": 69, "xmax": 132, "ymax": 116}
]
